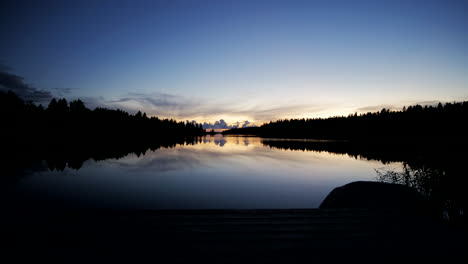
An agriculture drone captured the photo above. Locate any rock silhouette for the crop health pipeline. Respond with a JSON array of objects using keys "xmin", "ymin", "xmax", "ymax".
[{"xmin": 320, "ymin": 181, "xmax": 425, "ymax": 211}]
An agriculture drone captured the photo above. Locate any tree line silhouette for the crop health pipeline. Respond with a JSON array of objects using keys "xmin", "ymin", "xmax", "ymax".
[
  {"xmin": 1, "ymin": 90, "xmax": 204, "ymax": 178},
  {"xmin": 1, "ymin": 90, "xmax": 203, "ymax": 141},
  {"xmin": 224, "ymin": 102, "xmax": 468, "ymax": 143}
]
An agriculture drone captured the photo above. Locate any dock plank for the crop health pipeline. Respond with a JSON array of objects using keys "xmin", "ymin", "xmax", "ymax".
[{"xmin": 1, "ymin": 209, "xmax": 466, "ymax": 263}]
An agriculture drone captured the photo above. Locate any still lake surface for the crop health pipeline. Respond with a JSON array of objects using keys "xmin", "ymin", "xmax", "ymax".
[{"xmin": 7, "ymin": 135, "xmax": 400, "ymax": 210}]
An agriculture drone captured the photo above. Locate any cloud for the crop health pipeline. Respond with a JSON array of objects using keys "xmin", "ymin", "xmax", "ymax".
[
  {"xmin": 0, "ymin": 70, "xmax": 52, "ymax": 103},
  {"xmin": 413, "ymin": 100, "xmax": 441, "ymax": 106},
  {"xmin": 0, "ymin": 64, "xmax": 11, "ymax": 72},
  {"xmin": 89, "ymin": 91, "xmax": 329, "ymax": 126},
  {"xmin": 80, "ymin": 96, "xmax": 107, "ymax": 110},
  {"xmin": 229, "ymin": 104, "xmax": 325, "ymax": 121},
  {"xmin": 355, "ymin": 104, "xmax": 399, "ymax": 113},
  {"xmin": 50, "ymin": 87, "xmax": 75, "ymax": 97},
  {"xmin": 203, "ymin": 119, "xmax": 230, "ymax": 129},
  {"xmin": 97, "ymin": 92, "xmax": 234, "ymax": 121},
  {"xmin": 105, "ymin": 92, "xmax": 202, "ymax": 116},
  {"xmin": 356, "ymin": 100, "xmax": 444, "ymax": 113},
  {"xmin": 201, "ymin": 120, "xmax": 255, "ymax": 129}
]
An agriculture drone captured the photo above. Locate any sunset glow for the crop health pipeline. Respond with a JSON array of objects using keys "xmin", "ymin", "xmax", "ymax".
[{"xmin": 1, "ymin": 0, "xmax": 466, "ymax": 126}]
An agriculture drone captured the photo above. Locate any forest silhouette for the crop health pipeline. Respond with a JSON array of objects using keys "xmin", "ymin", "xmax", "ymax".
[
  {"xmin": 0, "ymin": 90, "xmax": 203, "ymax": 178},
  {"xmin": 224, "ymin": 102, "xmax": 468, "ymax": 144}
]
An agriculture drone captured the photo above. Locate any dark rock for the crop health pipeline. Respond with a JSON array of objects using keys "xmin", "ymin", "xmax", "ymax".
[{"xmin": 320, "ymin": 181, "xmax": 425, "ymax": 211}]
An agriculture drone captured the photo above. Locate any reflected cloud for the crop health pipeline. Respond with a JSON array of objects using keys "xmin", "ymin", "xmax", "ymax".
[
  {"xmin": 107, "ymin": 151, "xmax": 206, "ymax": 173},
  {"xmin": 104, "ymin": 135, "xmax": 362, "ymax": 174},
  {"xmin": 214, "ymin": 135, "xmax": 226, "ymax": 146}
]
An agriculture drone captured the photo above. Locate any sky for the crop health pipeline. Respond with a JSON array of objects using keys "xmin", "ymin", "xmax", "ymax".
[{"xmin": 1, "ymin": 0, "xmax": 467, "ymax": 127}]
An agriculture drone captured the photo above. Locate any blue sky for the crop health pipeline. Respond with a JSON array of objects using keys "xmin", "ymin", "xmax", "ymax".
[{"xmin": 1, "ymin": 0, "xmax": 467, "ymax": 125}]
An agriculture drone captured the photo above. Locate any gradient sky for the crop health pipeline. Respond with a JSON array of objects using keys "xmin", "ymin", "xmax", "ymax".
[{"xmin": 1, "ymin": 0, "xmax": 467, "ymax": 125}]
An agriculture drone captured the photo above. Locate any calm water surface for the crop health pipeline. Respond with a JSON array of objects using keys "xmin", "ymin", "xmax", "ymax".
[{"xmin": 8, "ymin": 135, "xmax": 400, "ymax": 209}]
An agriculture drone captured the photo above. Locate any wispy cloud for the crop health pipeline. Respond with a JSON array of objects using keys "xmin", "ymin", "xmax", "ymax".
[
  {"xmin": 94, "ymin": 91, "xmax": 326, "ymax": 125},
  {"xmin": 355, "ymin": 104, "xmax": 400, "ymax": 113},
  {"xmin": 50, "ymin": 87, "xmax": 76, "ymax": 97},
  {"xmin": 104, "ymin": 92, "xmax": 205, "ymax": 118},
  {"xmin": 108, "ymin": 92, "xmax": 198, "ymax": 110},
  {"xmin": 229, "ymin": 104, "xmax": 325, "ymax": 121},
  {"xmin": 356, "ymin": 100, "xmax": 445, "ymax": 113},
  {"xmin": 413, "ymin": 100, "xmax": 441, "ymax": 106}
]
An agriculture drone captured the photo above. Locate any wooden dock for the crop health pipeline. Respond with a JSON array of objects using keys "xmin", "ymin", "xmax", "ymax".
[{"xmin": 2, "ymin": 209, "xmax": 466, "ymax": 263}]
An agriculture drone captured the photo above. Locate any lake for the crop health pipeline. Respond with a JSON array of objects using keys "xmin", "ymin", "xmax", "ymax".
[{"xmin": 4, "ymin": 135, "xmax": 402, "ymax": 210}]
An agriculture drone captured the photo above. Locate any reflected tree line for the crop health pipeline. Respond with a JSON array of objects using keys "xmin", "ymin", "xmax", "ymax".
[
  {"xmin": 262, "ymin": 140, "xmax": 417, "ymax": 164},
  {"xmin": 263, "ymin": 139, "xmax": 467, "ymax": 223},
  {"xmin": 1, "ymin": 90, "xmax": 204, "ymax": 181}
]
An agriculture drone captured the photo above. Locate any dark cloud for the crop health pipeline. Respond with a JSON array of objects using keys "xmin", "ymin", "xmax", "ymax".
[
  {"xmin": 241, "ymin": 121, "xmax": 251, "ymax": 128},
  {"xmin": 203, "ymin": 119, "xmax": 229, "ymax": 129},
  {"xmin": 80, "ymin": 96, "xmax": 106, "ymax": 110},
  {"xmin": 0, "ymin": 70, "xmax": 52, "ymax": 103},
  {"xmin": 202, "ymin": 119, "xmax": 254, "ymax": 129}
]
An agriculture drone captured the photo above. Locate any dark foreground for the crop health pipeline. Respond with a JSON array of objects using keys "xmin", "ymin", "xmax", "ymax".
[{"xmin": 2, "ymin": 208, "xmax": 466, "ymax": 263}]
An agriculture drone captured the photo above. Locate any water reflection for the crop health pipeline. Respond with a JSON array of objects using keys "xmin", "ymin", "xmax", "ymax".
[
  {"xmin": 2, "ymin": 135, "xmax": 390, "ymax": 210},
  {"xmin": 2, "ymin": 135, "xmax": 465, "ymax": 218}
]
